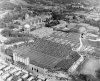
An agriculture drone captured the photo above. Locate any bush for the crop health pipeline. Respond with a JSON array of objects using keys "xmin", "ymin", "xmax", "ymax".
[
  {"xmin": 84, "ymin": 19, "xmax": 100, "ymax": 30},
  {"xmin": 0, "ymin": 1, "xmax": 17, "ymax": 10},
  {"xmin": 1, "ymin": 29, "xmax": 12, "ymax": 37},
  {"xmin": 96, "ymin": 68, "xmax": 100, "ymax": 80},
  {"xmin": 0, "ymin": 21, "xmax": 7, "ymax": 28},
  {"xmin": 4, "ymin": 37, "xmax": 29, "ymax": 45},
  {"xmin": 5, "ymin": 47, "xmax": 13, "ymax": 56},
  {"xmin": 45, "ymin": 20, "xmax": 60, "ymax": 27},
  {"xmin": 70, "ymin": 74, "xmax": 99, "ymax": 81},
  {"xmin": 1, "ymin": 29, "xmax": 32, "ymax": 38},
  {"xmin": 51, "ymin": 11, "xmax": 65, "ymax": 20},
  {"xmin": 2, "ymin": 11, "xmax": 21, "ymax": 23},
  {"xmin": 7, "ymin": 23, "xmax": 18, "ymax": 29}
]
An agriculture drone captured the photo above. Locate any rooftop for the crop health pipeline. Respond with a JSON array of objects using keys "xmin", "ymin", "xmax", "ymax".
[
  {"xmin": 78, "ymin": 23, "xmax": 99, "ymax": 32},
  {"xmin": 44, "ymin": 31, "xmax": 80, "ymax": 49},
  {"xmin": 30, "ymin": 27, "xmax": 54, "ymax": 38},
  {"xmin": 13, "ymin": 37, "xmax": 80, "ymax": 71},
  {"xmin": 14, "ymin": 37, "xmax": 72, "ymax": 58},
  {"xmin": 54, "ymin": 51, "xmax": 80, "ymax": 71}
]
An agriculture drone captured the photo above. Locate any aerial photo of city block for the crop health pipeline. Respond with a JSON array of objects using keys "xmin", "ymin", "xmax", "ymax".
[{"xmin": 1, "ymin": 0, "xmax": 100, "ymax": 81}]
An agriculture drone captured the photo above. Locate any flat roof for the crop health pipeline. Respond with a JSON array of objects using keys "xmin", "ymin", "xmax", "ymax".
[
  {"xmin": 44, "ymin": 31, "xmax": 80, "ymax": 49},
  {"xmin": 14, "ymin": 42, "xmax": 80, "ymax": 70},
  {"xmin": 14, "ymin": 37, "xmax": 72, "ymax": 58},
  {"xmin": 30, "ymin": 27, "xmax": 54, "ymax": 38},
  {"xmin": 15, "ymin": 46, "xmax": 60, "ymax": 69},
  {"xmin": 54, "ymin": 51, "xmax": 80, "ymax": 70},
  {"xmin": 14, "ymin": 37, "xmax": 73, "ymax": 69}
]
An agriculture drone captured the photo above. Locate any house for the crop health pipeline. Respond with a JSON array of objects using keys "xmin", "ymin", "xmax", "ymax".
[
  {"xmin": 0, "ymin": 45, "xmax": 13, "ymax": 64},
  {"xmin": 22, "ymin": 14, "xmax": 51, "ymax": 32},
  {"xmin": 22, "ymin": 16, "xmax": 45, "ymax": 32},
  {"xmin": 14, "ymin": 14, "xmax": 51, "ymax": 32},
  {"xmin": 78, "ymin": 23, "xmax": 99, "ymax": 33}
]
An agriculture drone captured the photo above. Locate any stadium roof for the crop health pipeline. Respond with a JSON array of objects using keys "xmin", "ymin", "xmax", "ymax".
[
  {"xmin": 54, "ymin": 51, "xmax": 80, "ymax": 70},
  {"xmin": 14, "ymin": 37, "xmax": 80, "ymax": 71}
]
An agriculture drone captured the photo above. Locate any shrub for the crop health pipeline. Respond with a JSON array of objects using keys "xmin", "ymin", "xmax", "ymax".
[
  {"xmin": 1, "ymin": 29, "xmax": 31, "ymax": 38},
  {"xmin": 1, "ymin": 29, "xmax": 12, "ymax": 37},
  {"xmin": 96, "ymin": 68, "xmax": 100, "ymax": 79},
  {"xmin": 45, "ymin": 20, "xmax": 60, "ymax": 27},
  {"xmin": 4, "ymin": 37, "xmax": 29, "ymax": 45}
]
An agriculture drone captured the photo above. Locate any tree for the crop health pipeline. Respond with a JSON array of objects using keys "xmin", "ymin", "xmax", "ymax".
[
  {"xmin": 45, "ymin": 20, "xmax": 60, "ymax": 27},
  {"xmin": 0, "ymin": 21, "xmax": 7, "ymax": 28},
  {"xmin": 3, "ymin": 13, "xmax": 13, "ymax": 23},
  {"xmin": 5, "ymin": 48, "xmax": 13, "ymax": 56},
  {"xmin": 96, "ymin": 68, "xmax": 100, "ymax": 80},
  {"xmin": 51, "ymin": 11, "xmax": 63, "ymax": 20},
  {"xmin": 70, "ymin": 74, "xmax": 98, "ymax": 81},
  {"xmin": 1, "ymin": 29, "xmax": 12, "ymax": 37},
  {"xmin": 11, "ymin": 75, "xmax": 19, "ymax": 81},
  {"xmin": 7, "ymin": 23, "xmax": 18, "ymax": 29}
]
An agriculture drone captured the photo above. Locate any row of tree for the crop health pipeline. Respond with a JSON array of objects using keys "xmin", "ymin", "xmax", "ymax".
[{"xmin": 1, "ymin": 29, "xmax": 32, "ymax": 38}]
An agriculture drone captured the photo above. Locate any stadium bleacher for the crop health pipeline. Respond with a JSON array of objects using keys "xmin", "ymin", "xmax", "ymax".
[{"xmin": 14, "ymin": 36, "xmax": 80, "ymax": 71}]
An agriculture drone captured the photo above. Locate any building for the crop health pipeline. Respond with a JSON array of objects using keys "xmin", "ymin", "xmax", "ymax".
[
  {"xmin": 78, "ymin": 23, "xmax": 99, "ymax": 33},
  {"xmin": 30, "ymin": 27, "xmax": 54, "ymax": 38},
  {"xmin": 0, "ymin": 45, "xmax": 13, "ymax": 64},
  {"xmin": 14, "ymin": 14, "xmax": 51, "ymax": 32},
  {"xmin": 1, "ymin": 36, "xmax": 81, "ymax": 75},
  {"xmin": 22, "ymin": 15, "xmax": 45, "ymax": 32},
  {"xmin": 0, "ymin": 51, "xmax": 13, "ymax": 64},
  {"xmin": 44, "ymin": 31, "xmax": 80, "ymax": 50},
  {"xmin": 22, "ymin": 14, "xmax": 52, "ymax": 32}
]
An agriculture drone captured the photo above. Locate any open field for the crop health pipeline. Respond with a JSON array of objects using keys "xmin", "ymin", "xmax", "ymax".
[{"xmin": 78, "ymin": 57, "xmax": 100, "ymax": 78}]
